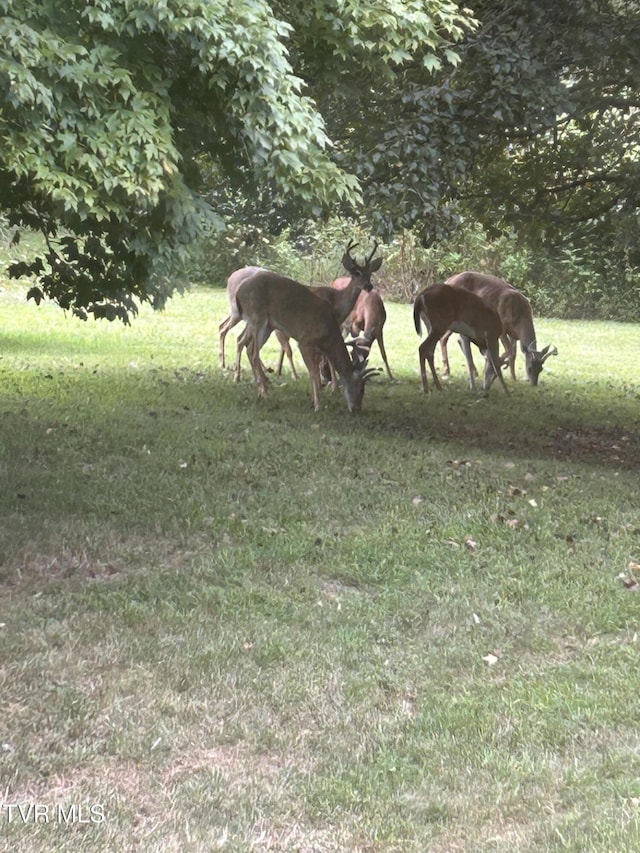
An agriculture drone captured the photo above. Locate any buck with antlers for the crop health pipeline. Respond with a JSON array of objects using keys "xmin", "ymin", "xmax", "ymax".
[
  {"xmin": 229, "ymin": 242, "xmax": 382, "ymax": 382},
  {"xmin": 235, "ymin": 271, "xmax": 380, "ymax": 412},
  {"xmin": 441, "ymin": 272, "xmax": 557, "ymax": 386},
  {"xmin": 274, "ymin": 241, "xmax": 383, "ymax": 377},
  {"xmin": 413, "ymin": 283, "xmax": 509, "ymax": 394},
  {"xmin": 219, "ymin": 266, "xmax": 298, "ymax": 379}
]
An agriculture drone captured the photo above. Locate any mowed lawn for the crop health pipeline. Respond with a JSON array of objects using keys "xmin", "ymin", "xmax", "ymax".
[{"xmin": 0, "ymin": 279, "xmax": 639, "ymax": 852}]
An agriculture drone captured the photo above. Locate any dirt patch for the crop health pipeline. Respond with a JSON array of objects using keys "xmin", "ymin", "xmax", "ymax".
[{"xmin": 547, "ymin": 427, "xmax": 640, "ymax": 468}]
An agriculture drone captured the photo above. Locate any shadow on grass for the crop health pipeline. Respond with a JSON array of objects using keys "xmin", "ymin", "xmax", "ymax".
[{"xmin": 329, "ymin": 374, "xmax": 640, "ymax": 472}]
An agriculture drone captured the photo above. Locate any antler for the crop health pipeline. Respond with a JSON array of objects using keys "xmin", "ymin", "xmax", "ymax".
[
  {"xmin": 366, "ymin": 240, "xmax": 379, "ymax": 266},
  {"xmin": 341, "ymin": 239, "xmax": 360, "ymax": 272},
  {"xmin": 527, "ymin": 342, "xmax": 558, "ymax": 361},
  {"xmin": 361, "ymin": 366, "xmax": 383, "ymax": 383},
  {"xmin": 345, "ymin": 337, "xmax": 371, "ymax": 362}
]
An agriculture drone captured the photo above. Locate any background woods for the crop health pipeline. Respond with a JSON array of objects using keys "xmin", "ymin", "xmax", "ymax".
[{"xmin": 2, "ymin": 0, "xmax": 640, "ymax": 319}]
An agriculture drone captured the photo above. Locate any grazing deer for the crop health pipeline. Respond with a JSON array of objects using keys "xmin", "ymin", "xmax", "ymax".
[
  {"xmin": 441, "ymin": 272, "xmax": 557, "ymax": 385},
  {"xmin": 343, "ymin": 289, "xmax": 393, "ymax": 379},
  {"xmin": 413, "ymin": 283, "xmax": 509, "ymax": 394},
  {"xmin": 236, "ymin": 241, "xmax": 382, "ymax": 388},
  {"xmin": 275, "ymin": 241, "xmax": 383, "ymax": 377},
  {"xmin": 219, "ymin": 266, "xmax": 298, "ymax": 379},
  {"xmin": 235, "ymin": 271, "xmax": 380, "ymax": 412}
]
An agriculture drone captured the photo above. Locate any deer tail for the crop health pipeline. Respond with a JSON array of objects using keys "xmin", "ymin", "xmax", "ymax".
[{"xmin": 413, "ymin": 297, "xmax": 424, "ymax": 336}]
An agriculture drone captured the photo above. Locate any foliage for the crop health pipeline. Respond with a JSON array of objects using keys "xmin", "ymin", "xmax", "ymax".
[
  {"xmin": 0, "ymin": 0, "xmax": 472, "ymax": 320},
  {"xmin": 190, "ymin": 214, "xmax": 640, "ymax": 322},
  {"xmin": 4, "ymin": 0, "xmax": 640, "ymax": 318},
  {"xmin": 319, "ymin": 0, "xmax": 640, "ymax": 287},
  {"xmin": 457, "ymin": 0, "xmax": 640, "ymax": 293},
  {"xmin": 193, "ymin": 0, "xmax": 640, "ymax": 315}
]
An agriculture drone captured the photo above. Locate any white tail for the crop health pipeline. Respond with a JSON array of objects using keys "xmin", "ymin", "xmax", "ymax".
[
  {"xmin": 235, "ymin": 272, "xmax": 380, "ymax": 412},
  {"xmin": 219, "ymin": 266, "xmax": 299, "ymax": 380},
  {"xmin": 413, "ymin": 283, "xmax": 509, "ymax": 394},
  {"xmin": 343, "ymin": 289, "xmax": 393, "ymax": 379},
  {"xmin": 442, "ymin": 272, "xmax": 557, "ymax": 385}
]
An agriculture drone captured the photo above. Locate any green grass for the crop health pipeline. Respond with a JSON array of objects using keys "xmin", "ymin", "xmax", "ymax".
[{"xmin": 0, "ymin": 278, "xmax": 639, "ymax": 852}]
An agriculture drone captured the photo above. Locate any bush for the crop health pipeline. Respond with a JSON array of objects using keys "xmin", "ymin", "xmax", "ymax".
[{"xmin": 185, "ymin": 216, "xmax": 640, "ymax": 321}]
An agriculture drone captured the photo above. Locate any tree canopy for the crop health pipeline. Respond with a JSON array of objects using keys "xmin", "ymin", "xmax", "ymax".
[
  {"xmin": 2, "ymin": 0, "xmax": 640, "ymax": 317},
  {"xmin": 0, "ymin": 0, "xmax": 471, "ymax": 318},
  {"xmin": 318, "ymin": 1, "xmax": 640, "ymax": 250}
]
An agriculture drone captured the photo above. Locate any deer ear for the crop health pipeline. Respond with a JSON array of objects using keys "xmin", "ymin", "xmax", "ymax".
[{"xmin": 369, "ymin": 256, "xmax": 383, "ymax": 273}]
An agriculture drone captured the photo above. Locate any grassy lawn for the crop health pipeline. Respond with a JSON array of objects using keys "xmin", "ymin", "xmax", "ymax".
[{"xmin": 0, "ymin": 277, "xmax": 639, "ymax": 852}]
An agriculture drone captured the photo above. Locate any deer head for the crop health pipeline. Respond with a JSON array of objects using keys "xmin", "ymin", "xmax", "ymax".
[
  {"xmin": 525, "ymin": 344, "xmax": 558, "ymax": 385},
  {"xmin": 340, "ymin": 338, "xmax": 381, "ymax": 412},
  {"xmin": 341, "ymin": 240, "xmax": 383, "ymax": 292}
]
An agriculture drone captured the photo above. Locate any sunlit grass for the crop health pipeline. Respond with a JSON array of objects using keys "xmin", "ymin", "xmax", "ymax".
[{"xmin": 0, "ymin": 279, "xmax": 639, "ymax": 852}]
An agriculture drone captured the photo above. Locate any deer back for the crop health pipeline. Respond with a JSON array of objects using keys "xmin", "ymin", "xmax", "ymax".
[
  {"xmin": 227, "ymin": 266, "xmax": 267, "ymax": 302},
  {"xmin": 349, "ymin": 289, "xmax": 386, "ymax": 338},
  {"xmin": 416, "ymin": 284, "xmax": 503, "ymax": 344},
  {"xmin": 446, "ymin": 271, "xmax": 534, "ymax": 343},
  {"xmin": 235, "ymin": 272, "xmax": 353, "ymax": 372}
]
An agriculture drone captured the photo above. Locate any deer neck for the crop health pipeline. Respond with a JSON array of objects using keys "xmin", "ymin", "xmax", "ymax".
[
  {"xmin": 324, "ymin": 334, "xmax": 354, "ymax": 380},
  {"xmin": 335, "ymin": 277, "xmax": 365, "ymax": 320},
  {"xmin": 518, "ymin": 317, "xmax": 537, "ymax": 352}
]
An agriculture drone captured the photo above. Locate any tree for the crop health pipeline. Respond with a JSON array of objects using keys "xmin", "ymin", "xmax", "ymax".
[
  {"xmin": 316, "ymin": 0, "xmax": 640, "ymax": 288},
  {"xmin": 0, "ymin": 0, "xmax": 473, "ymax": 319},
  {"xmin": 455, "ymin": 0, "xmax": 640, "ymax": 273}
]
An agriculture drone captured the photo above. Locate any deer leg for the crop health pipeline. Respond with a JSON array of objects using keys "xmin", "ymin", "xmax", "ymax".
[
  {"xmin": 502, "ymin": 334, "xmax": 516, "ymax": 381},
  {"xmin": 376, "ymin": 330, "xmax": 393, "ymax": 379},
  {"xmin": 299, "ymin": 345, "xmax": 323, "ymax": 411},
  {"xmin": 319, "ymin": 356, "xmax": 338, "ymax": 391},
  {"xmin": 482, "ymin": 340, "xmax": 510, "ymax": 394},
  {"xmin": 275, "ymin": 330, "xmax": 299, "ymax": 380},
  {"xmin": 328, "ymin": 360, "xmax": 339, "ymax": 390},
  {"xmin": 419, "ymin": 332, "xmax": 443, "ymax": 392},
  {"xmin": 219, "ymin": 314, "xmax": 241, "ymax": 369},
  {"xmin": 440, "ymin": 330, "xmax": 452, "ymax": 377},
  {"xmin": 234, "ymin": 324, "xmax": 250, "ymax": 383},
  {"xmin": 457, "ymin": 335, "xmax": 478, "ymax": 390},
  {"xmin": 246, "ymin": 324, "xmax": 273, "ymax": 398}
]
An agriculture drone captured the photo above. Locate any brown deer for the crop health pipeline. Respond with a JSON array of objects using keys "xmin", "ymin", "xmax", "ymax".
[
  {"xmin": 343, "ymin": 289, "xmax": 393, "ymax": 379},
  {"xmin": 236, "ymin": 241, "xmax": 382, "ymax": 386},
  {"xmin": 235, "ymin": 271, "xmax": 380, "ymax": 412},
  {"xmin": 274, "ymin": 241, "xmax": 383, "ymax": 376},
  {"xmin": 413, "ymin": 283, "xmax": 509, "ymax": 394},
  {"xmin": 219, "ymin": 266, "xmax": 298, "ymax": 379},
  {"xmin": 441, "ymin": 272, "xmax": 557, "ymax": 385}
]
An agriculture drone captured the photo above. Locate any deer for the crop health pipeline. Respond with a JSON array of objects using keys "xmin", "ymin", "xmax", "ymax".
[
  {"xmin": 234, "ymin": 271, "xmax": 380, "ymax": 412},
  {"xmin": 440, "ymin": 272, "xmax": 557, "ymax": 386},
  {"xmin": 219, "ymin": 266, "xmax": 298, "ymax": 379},
  {"xmin": 235, "ymin": 241, "xmax": 382, "ymax": 387},
  {"xmin": 274, "ymin": 241, "xmax": 383, "ymax": 377},
  {"xmin": 413, "ymin": 283, "xmax": 509, "ymax": 394},
  {"xmin": 342, "ymin": 289, "xmax": 393, "ymax": 379}
]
